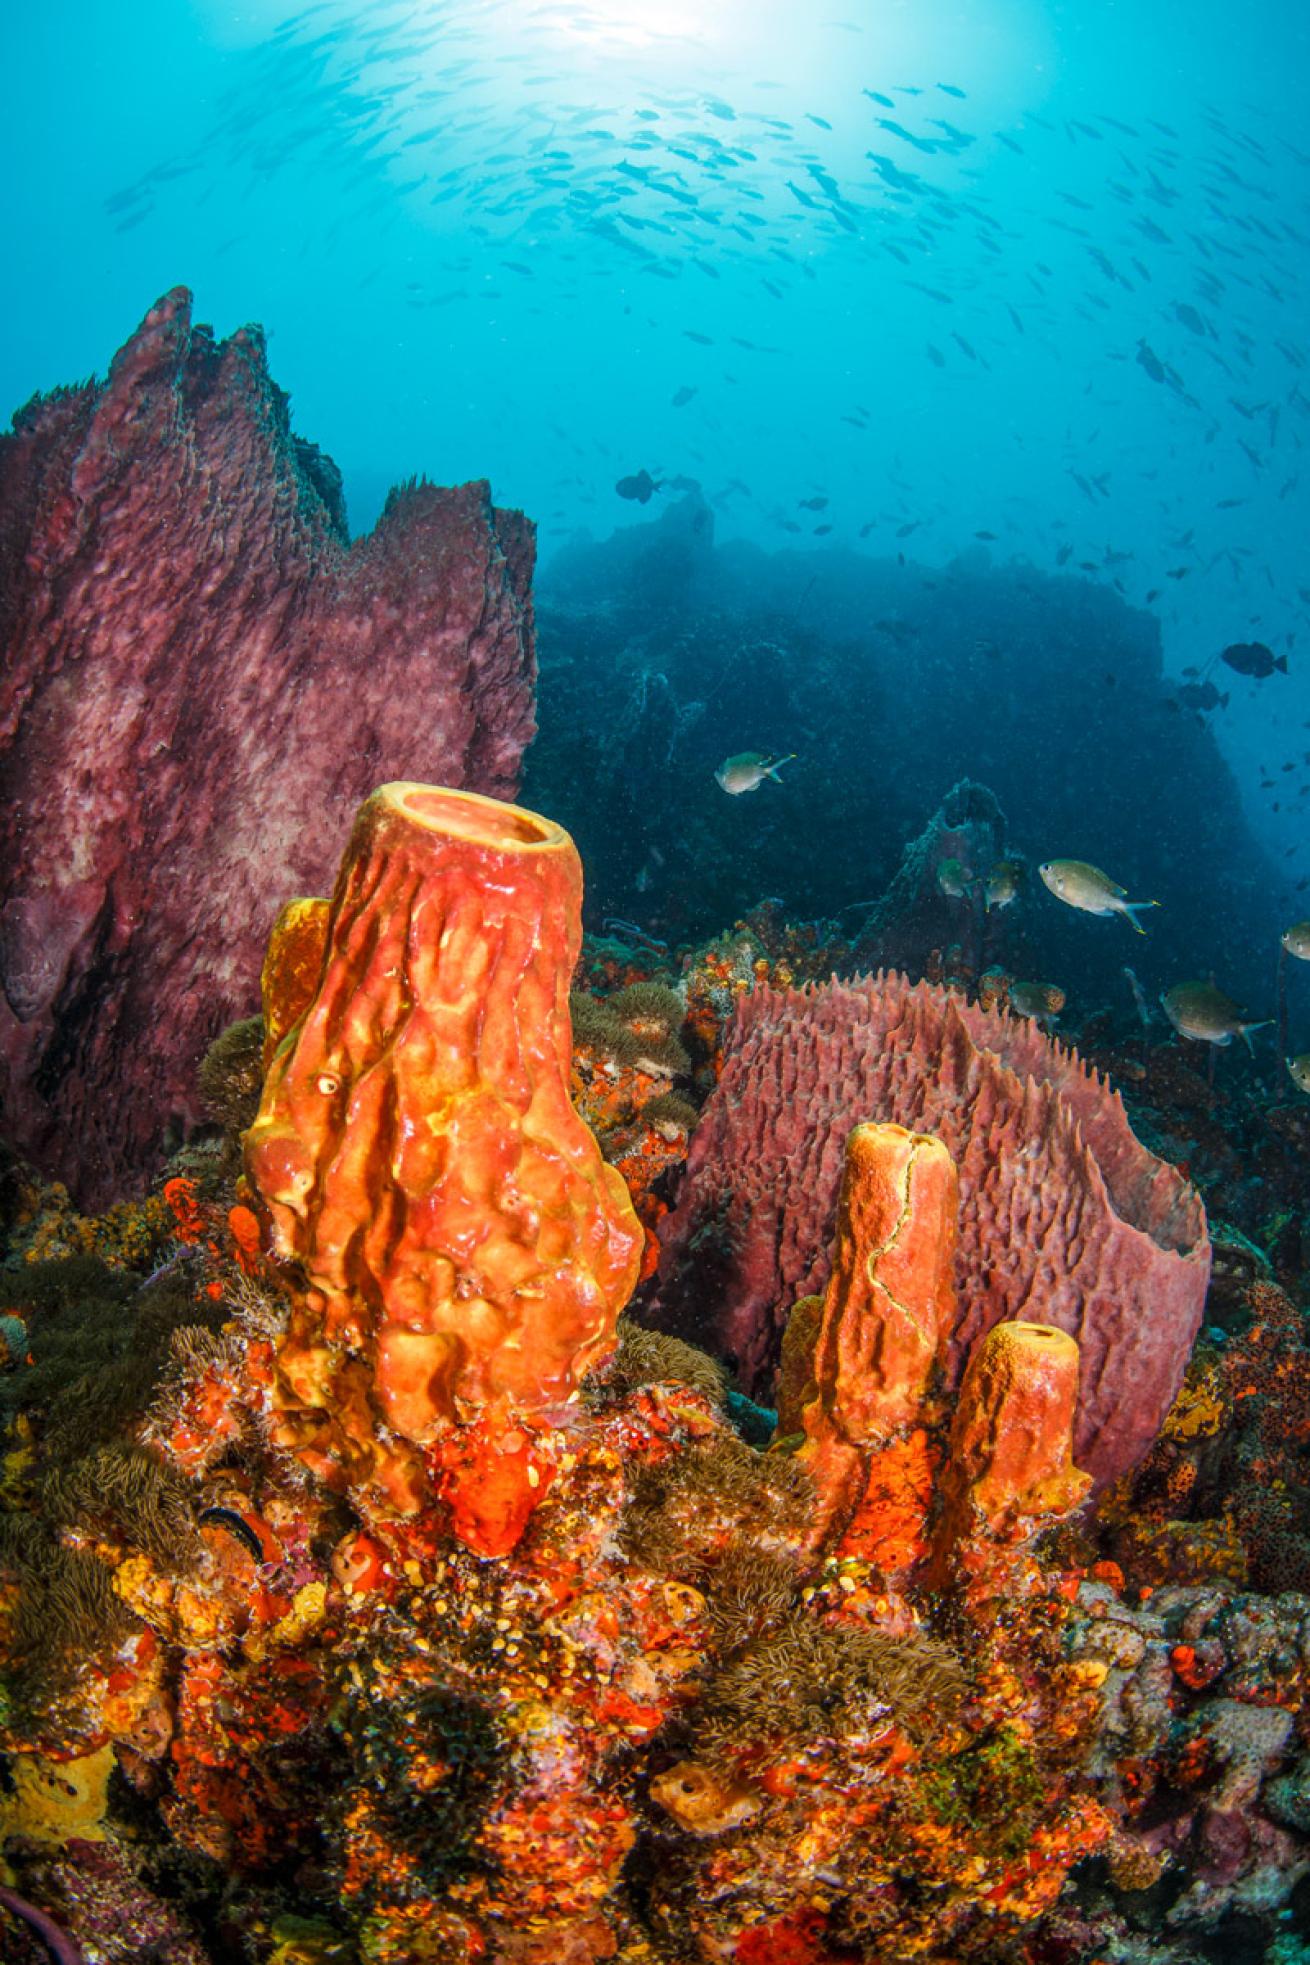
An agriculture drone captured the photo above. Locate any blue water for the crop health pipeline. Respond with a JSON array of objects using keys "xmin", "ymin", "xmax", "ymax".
[{"xmin": 4, "ymin": 0, "xmax": 1308, "ymax": 886}]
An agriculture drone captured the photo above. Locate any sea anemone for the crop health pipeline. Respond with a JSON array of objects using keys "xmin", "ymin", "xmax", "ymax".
[
  {"xmin": 197, "ymin": 1015, "xmax": 266, "ymax": 1134},
  {"xmin": 698, "ymin": 1616, "xmax": 965, "ymax": 1765},
  {"xmin": 598, "ymin": 1318, "xmax": 727, "ymax": 1408},
  {"xmin": 641, "ymin": 1091, "xmax": 701, "ymax": 1139}
]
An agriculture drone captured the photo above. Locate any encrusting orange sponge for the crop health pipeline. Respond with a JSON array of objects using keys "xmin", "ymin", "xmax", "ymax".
[{"xmin": 245, "ymin": 783, "xmax": 644, "ymax": 1548}]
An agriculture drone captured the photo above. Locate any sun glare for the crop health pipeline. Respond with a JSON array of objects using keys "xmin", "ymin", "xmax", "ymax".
[{"xmin": 523, "ymin": 1, "xmax": 726, "ymax": 53}]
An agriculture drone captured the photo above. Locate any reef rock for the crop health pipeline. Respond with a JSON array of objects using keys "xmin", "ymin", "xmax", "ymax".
[
  {"xmin": 847, "ymin": 777, "xmax": 1009, "ymax": 976},
  {"xmin": 0, "ymin": 288, "xmax": 536, "ymax": 1206},
  {"xmin": 652, "ymin": 971, "xmax": 1210, "ymax": 1485}
]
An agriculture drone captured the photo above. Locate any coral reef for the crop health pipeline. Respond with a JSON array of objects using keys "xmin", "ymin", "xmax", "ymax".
[
  {"xmin": 568, "ymin": 978, "xmax": 700, "ymax": 1273},
  {"xmin": 0, "ymin": 1051, "xmax": 1129, "ymax": 1962},
  {"xmin": 652, "ymin": 970, "xmax": 1211, "ymax": 1485},
  {"xmin": 1061, "ymin": 1576, "xmax": 1310, "ymax": 1945},
  {"xmin": 0, "ymin": 288, "xmax": 536, "ymax": 1208},
  {"xmin": 1105, "ymin": 1278, "xmax": 1310, "ymax": 1597},
  {"xmin": 7, "ymin": 776, "xmax": 1310, "ymax": 1965}
]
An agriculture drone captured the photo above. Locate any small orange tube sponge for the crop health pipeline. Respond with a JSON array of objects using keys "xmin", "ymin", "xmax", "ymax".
[
  {"xmin": 246, "ymin": 783, "xmax": 643, "ymax": 1535},
  {"xmin": 937, "ymin": 1320, "xmax": 1092, "ymax": 1551}
]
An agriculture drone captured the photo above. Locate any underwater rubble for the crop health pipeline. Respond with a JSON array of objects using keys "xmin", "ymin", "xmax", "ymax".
[{"xmin": 0, "ymin": 775, "xmax": 1309, "ymax": 1965}]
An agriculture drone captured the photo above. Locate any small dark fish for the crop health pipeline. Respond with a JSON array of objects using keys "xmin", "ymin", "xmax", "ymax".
[
  {"xmin": 1171, "ymin": 680, "xmax": 1229, "ymax": 712},
  {"xmin": 798, "ymin": 495, "xmax": 829, "ymax": 510},
  {"xmin": 938, "ymin": 82, "xmax": 967, "ymax": 98},
  {"xmin": 1221, "ymin": 640, "xmax": 1288, "ymax": 678},
  {"xmin": 1136, "ymin": 340, "xmax": 1168, "ymax": 383},
  {"xmin": 671, "ymin": 385, "xmax": 697, "ymax": 407},
  {"xmin": 615, "ymin": 470, "xmax": 662, "ymax": 504},
  {"xmin": 600, "ymin": 918, "xmax": 669, "ymax": 954},
  {"xmin": 974, "ymin": 530, "xmax": 997, "ymax": 541}
]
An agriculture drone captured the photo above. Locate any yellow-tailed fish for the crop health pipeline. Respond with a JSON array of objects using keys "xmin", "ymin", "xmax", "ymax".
[
  {"xmin": 1039, "ymin": 859, "xmax": 1159, "ymax": 934},
  {"xmin": 714, "ymin": 752, "xmax": 795, "ymax": 795},
  {"xmin": 1160, "ymin": 981, "xmax": 1271, "ymax": 1051}
]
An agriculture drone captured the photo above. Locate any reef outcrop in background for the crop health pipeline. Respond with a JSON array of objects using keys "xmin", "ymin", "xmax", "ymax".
[
  {"xmin": 0, "ymin": 290, "xmax": 536, "ymax": 1209},
  {"xmin": 525, "ymin": 496, "xmax": 1281, "ymax": 1007}
]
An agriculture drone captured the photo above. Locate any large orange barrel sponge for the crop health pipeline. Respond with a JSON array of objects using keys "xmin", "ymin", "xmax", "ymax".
[{"xmin": 245, "ymin": 783, "xmax": 644, "ymax": 1547}]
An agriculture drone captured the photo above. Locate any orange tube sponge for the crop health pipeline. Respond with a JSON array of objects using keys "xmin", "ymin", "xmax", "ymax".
[
  {"xmin": 804, "ymin": 1122, "xmax": 957, "ymax": 1443},
  {"xmin": 932, "ymin": 1320, "xmax": 1091, "ymax": 1595},
  {"xmin": 246, "ymin": 783, "xmax": 643, "ymax": 1540},
  {"xmin": 797, "ymin": 1122, "xmax": 958, "ymax": 1545}
]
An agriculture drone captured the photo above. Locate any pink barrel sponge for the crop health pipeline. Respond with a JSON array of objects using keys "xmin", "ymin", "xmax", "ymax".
[
  {"xmin": 0, "ymin": 289, "xmax": 536, "ymax": 1206},
  {"xmin": 653, "ymin": 972, "xmax": 1210, "ymax": 1486}
]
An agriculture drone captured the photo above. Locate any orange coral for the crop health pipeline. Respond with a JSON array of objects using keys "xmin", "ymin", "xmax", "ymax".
[
  {"xmin": 246, "ymin": 784, "xmax": 643, "ymax": 1548},
  {"xmin": 943, "ymin": 1323, "xmax": 1090, "ymax": 1537},
  {"xmin": 805, "ymin": 1124, "xmax": 957, "ymax": 1440},
  {"xmin": 786, "ymin": 1124, "xmax": 1090, "ymax": 1603}
]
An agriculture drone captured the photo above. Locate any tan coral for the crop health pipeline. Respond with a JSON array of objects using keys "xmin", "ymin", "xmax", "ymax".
[
  {"xmin": 0, "ymin": 1741, "xmax": 115, "ymax": 1844},
  {"xmin": 650, "ymin": 1759, "xmax": 762, "ymax": 1835}
]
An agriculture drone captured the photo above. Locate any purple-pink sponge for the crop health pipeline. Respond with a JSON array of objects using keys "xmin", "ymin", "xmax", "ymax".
[
  {"xmin": 0, "ymin": 288, "xmax": 536, "ymax": 1206},
  {"xmin": 653, "ymin": 971, "xmax": 1211, "ymax": 1486}
]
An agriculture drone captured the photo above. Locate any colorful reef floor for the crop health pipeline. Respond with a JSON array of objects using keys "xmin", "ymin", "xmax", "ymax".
[{"xmin": 1, "ymin": 785, "xmax": 1310, "ymax": 1965}]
